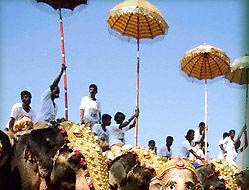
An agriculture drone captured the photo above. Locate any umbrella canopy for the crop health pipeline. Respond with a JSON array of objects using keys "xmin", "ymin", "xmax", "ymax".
[
  {"xmin": 37, "ymin": 0, "xmax": 88, "ymax": 10},
  {"xmin": 181, "ymin": 44, "xmax": 230, "ymax": 80},
  {"xmin": 107, "ymin": 0, "xmax": 168, "ymax": 39},
  {"xmin": 180, "ymin": 44, "xmax": 230, "ymax": 160},
  {"xmin": 107, "ymin": 0, "xmax": 168, "ymax": 146},
  {"xmin": 36, "ymin": 0, "xmax": 88, "ymax": 121},
  {"xmin": 225, "ymin": 54, "xmax": 249, "ymax": 84},
  {"xmin": 225, "ymin": 54, "xmax": 249, "ymax": 168}
]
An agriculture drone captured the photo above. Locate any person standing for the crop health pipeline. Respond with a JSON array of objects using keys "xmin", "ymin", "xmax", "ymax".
[
  {"xmin": 79, "ymin": 84, "xmax": 101, "ymax": 127},
  {"xmin": 36, "ymin": 65, "xmax": 66, "ymax": 124},
  {"xmin": 192, "ymin": 122, "xmax": 205, "ymax": 153},
  {"xmin": 159, "ymin": 136, "xmax": 174, "ymax": 160},
  {"xmin": 217, "ymin": 132, "xmax": 229, "ymax": 159},
  {"xmin": 7, "ymin": 90, "xmax": 35, "ymax": 132},
  {"xmin": 226, "ymin": 128, "xmax": 247, "ymax": 166}
]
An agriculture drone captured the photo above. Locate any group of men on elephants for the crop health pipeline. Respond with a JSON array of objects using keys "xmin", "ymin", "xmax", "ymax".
[{"xmin": 1, "ymin": 65, "xmax": 249, "ymax": 190}]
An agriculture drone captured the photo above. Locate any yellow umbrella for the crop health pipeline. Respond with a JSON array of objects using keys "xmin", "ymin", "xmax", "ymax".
[
  {"xmin": 225, "ymin": 54, "xmax": 249, "ymax": 168},
  {"xmin": 107, "ymin": 0, "xmax": 169, "ymax": 146},
  {"xmin": 180, "ymin": 44, "xmax": 230, "ymax": 160}
]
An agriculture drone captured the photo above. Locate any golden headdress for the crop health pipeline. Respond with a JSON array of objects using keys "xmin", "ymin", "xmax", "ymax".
[
  {"xmin": 154, "ymin": 157, "xmax": 200, "ymax": 180},
  {"xmin": 61, "ymin": 121, "xmax": 110, "ymax": 190}
]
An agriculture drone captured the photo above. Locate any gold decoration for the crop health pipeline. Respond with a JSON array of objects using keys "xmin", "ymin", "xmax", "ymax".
[
  {"xmin": 61, "ymin": 121, "xmax": 110, "ymax": 190},
  {"xmin": 211, "ymin": 159, "xmax": 241, "ymax": 190},
  {"xmin": 122, "ymin": 146, "xmax": 165, "ymax": 174},
  {"xmin": 156, "ymin": 157, "xmax": 199, "ymax": 180}
]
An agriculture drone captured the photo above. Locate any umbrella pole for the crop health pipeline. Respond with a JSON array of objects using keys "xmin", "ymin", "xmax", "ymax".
[
  {"xmin": 135, "ymin": 39, "xmax": 140, "ymax": 146},
  {"xmin": 204, "ymin": 80, "xmax": 208, "ymax": 161},
  {"xmin": 59, "ymin": 10, "xmax": 69, "ymax": 121},
  {"xmin": 242, "ymin": 83, "xmax": 248, "ymax": 168}
]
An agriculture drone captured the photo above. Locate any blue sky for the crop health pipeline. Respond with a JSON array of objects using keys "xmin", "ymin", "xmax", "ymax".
[{"xmin": 0, "ymin": 0, "xmax": 247, "ymax": 166}]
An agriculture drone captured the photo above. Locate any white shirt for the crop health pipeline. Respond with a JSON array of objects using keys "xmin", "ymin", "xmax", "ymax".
[
  {"xmin": 92, "ymin": 124, "xmax": 108, "ymax": 145},
  {"xmin": 217, "ymin": 136, "xmax": 229, "ymax": 159},
  {"xmin": 226, "ymin": 137, "xmax": 238, "ymax": 165},
  {"xmin": 193, "ymin": 128, "xmax": 203, "ymax": 150},
  {"xmin": 159, "ymin": 145, "xmax": 173, "ymax": 159},
  {"xmin": 10, "ymin": 102, "xmax": 35, "ymax": 121},
  {"xmin": 36, "ymin": 89, "xmax": 57, "ymax": 122},
  {"xmin": 179, "ymin": 139, "xmax": 194, "ymax": 159},
  {"xmin": 79, "ymin": 96, "xmax": 101, "ymax": 123},
  {"xmin": 107, "ymin": 124, "xmax": 130, "ymax": 147}
]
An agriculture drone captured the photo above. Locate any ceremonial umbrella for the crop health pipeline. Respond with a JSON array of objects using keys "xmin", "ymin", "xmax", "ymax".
[
  {"xmin": 36, "ymin": 0, "xmax": 88, "ymax": 120},
  {"xmin": 225, "ymin": 54, "xmax": 249, "ymax": 168},
  {"xmin": 180, "ymin": 44, "xmax": 230, "ymax": 160},
  {"xmin": 107, "ymin": 0, "xmax": 168, "ymax": 146}
]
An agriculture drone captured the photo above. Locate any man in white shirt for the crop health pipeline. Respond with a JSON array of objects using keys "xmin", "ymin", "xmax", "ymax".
[
  {"xmin": 108, "ymin": 110, "xmax": 138, "ymax": 157},
  {"xmin": 36, "ymin": 65, "xmax": 66, "ymax": 123},
  {"xmin": 217, "ymin": 132, "xmax": 229, "ymax": 159},
  {"xmin": 92, "ymin": 114, "xmax": 112, "ymax": 152},
  {"xmin": 7, "ymin": 90, "xmax": 35, "ymax": 132},
  {"xmin": 159, "ymin": 136, "xmax": 174, "ymax": 160},
  {"xmin": 179, "ymin": 129, "xmax": 203, "ymax": 161},
  {"xmin": 192, "ymin": 122, "xmax": 205, "ymax": 152},
  {"xmin": 80, "ymin": 84, "xmax": 101, "ymax": 127}
]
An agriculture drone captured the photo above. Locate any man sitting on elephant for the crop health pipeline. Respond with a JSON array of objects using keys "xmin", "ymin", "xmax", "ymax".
[
  {"xmin": 92, "ymin": 114, "xmax": 112, "ymax": 152},
  {"xmin": 7, "ymin": 90, "xmax": 35, "ymax": 133},
  {"xmin": 108, "ymin": 110, "xmax": 138, "ymax": 158}
]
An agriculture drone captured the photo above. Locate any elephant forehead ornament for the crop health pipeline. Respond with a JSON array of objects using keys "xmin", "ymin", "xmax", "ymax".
[
  {"xmin": 156, "ymin": 157, "xmax": 199, "ymax": 178},
  {"xmin": 61, "ymin": 121, "xmax": 110, "ymax": 190}
]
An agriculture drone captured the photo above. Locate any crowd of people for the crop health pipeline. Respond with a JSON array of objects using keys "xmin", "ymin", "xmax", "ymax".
[
  {"xmin": 147, "ymin": 121, "xmax": 248, "ymax": 167},
  {"xmin": 4, "ymin": 65, "xmax": 248, "ymax": 166}
]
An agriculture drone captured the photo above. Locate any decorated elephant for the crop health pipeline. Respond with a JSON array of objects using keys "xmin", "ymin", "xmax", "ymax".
[
  {"xmin": 50, "ymin": 144, "xmax": 89, "ymax": 190},
  {"xmin": 2, "ymin": 121, "xmax": 248, "ymax": 190}
]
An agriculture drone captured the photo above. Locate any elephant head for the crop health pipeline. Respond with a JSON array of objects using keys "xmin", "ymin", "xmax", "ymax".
[{"xmin": 150, "ymin": 158, "xmax": 203, "ymax": 190}]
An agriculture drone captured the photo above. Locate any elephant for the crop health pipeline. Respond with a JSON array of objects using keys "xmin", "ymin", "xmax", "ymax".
[
  {"xmin": 234, "ymin": 168, "xmax": 249, "ymax": 190},
  {"xmin": 0, "ymin": 123, "xmax": 65, "ymax": 190},
  {"xmin": 109, "ymin": 151, "xmax": 156, "ymax": 190},
  {"xmin": 50, "ymin": 144, "xmax": 89, "ymax": 190},
  {"xmin": 196, "ymin": 163, "xmax": 226, "ymax": 190}
]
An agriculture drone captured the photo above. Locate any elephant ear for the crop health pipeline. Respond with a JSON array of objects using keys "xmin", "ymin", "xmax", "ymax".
[{"xmin": 149, "ymin": 178, "xmax": 163, "ymax": 190}]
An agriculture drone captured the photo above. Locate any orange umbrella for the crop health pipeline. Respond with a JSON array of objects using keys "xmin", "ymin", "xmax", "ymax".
[
  {"xmin": 225, "ymin": 54, "xmax": 249, "ymax": 168},
  {"xmin": 36, "ymin": 0, "xmax": 88, "ymax": 120},
  {"xmin": 107, "ymin": 0, "xmax": 169, "ymax": 146},
  {"xmin": 180, "ymin": 44, "xmax": 230, "ymax": 160}
]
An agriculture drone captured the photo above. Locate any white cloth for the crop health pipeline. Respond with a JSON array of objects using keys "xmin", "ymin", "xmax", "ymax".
[
  {"xmin": 10, "ymin": 102, "xmax": 35, "ymax": 121},
  {"xmin": 92, "ymin": 124, "xmax": 108, "ymax": 145},
  {"xmin": 159, "ymin": 145, "xmax": 173, "ymax": 159},
  {"xmin": 79, "ymin": 96, "xmax": 101, "ymax": 123},
  {"xmin": 107, "ymin": 124, "xmax": 130, "ymax": 147},
  {"xmin": 36, "ymin": 89, "xmax": 57, "ymax": 122},
  {"xmin": 179, "ymin": 139, "xmax": 194, "ymax": 159},
  {"xmin": 193, "ymin": 128, "xmax": 203, "ymax": 150},
  {"xmin": 226, "ymin": 137, "xmax": 238, "ymax": 166},
  {"xmin": 217, "ymin": 136, "xmax": 229, "ymax": 159}
]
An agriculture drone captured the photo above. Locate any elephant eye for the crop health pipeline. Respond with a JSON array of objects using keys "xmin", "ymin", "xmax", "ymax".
[
  {"xmin": 185, "ymin": 182, "xmax": 195, "ymax": 190},
  {"xmin": 166, "ymin": 181, "xmax": 176, "ymax": 190}
]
